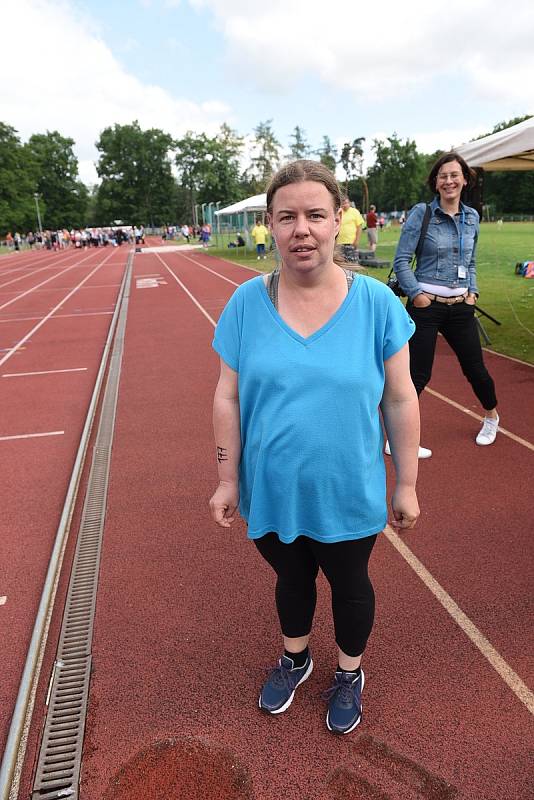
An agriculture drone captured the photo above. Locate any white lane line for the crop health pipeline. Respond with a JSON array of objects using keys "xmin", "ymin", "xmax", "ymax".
[
  {"xmin": 0, "ymin": 596, "xmax": 7, "ymax": 605},
  {"xmin": 384, "ymin": 526, "xmax": 534, "ymax": 715},
  {"xmin": 0, "ymin": 311, "xmax": 113, "ymax": 324},
  {"xmin": 156, "ymin": 258, "xmax": 534, "ymax": 715},
  {"xmin": 0, "ymin": 251, "xmax": 116, "ymax": 368},
  {"xmin": 2, "ymin": 368, "xmax": 87, "ymax": 378},
  {"xmin": 0, "ymin": 431, "xmax": 64, "ymax": 441},
  {"xmin": 154, "ymin": 253, "xmax": 217, "ymax": 326},
  {"xmin": 425, "ymin": 387, "xmax": 534, "ymax": 452},
  {"xmin": 0, "ymin": 249, "xmax": 101, "ymax": 312},
  {"xmin": 173, "ymin": 251, "xmax": 241, "ymax": 286},
  {"xmin": 482, "ymin": 347, "xmax": 534, "ymax": 368}
]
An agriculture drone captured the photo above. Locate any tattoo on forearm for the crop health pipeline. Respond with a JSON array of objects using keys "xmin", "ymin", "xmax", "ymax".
[{"xmin": 217, "ymin": 446, "xmax": 228, "ymax": 464}]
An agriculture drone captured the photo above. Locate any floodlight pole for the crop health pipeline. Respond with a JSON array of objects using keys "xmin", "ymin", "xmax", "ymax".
[
  {"xmin": 201, "ymin": 203, "xmax": 206, "ymax": 224},
  {"xmin": 34, "ymin": 193, "xmax": 43, "ymax": 236}
]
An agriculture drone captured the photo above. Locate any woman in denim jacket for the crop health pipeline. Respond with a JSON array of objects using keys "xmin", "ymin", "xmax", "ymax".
[{"xmin": 390, "ymin": 152, "xmax": 498, "ymax": 458}]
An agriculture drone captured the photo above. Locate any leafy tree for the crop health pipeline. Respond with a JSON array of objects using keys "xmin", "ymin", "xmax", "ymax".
[
  {"xmin": 95, "ymin": 121, "xmax": 176, "ymax": 226},
  {"xmin": 287, "ymin": 126, "xmax": 309, "ymax": 161},
  {"xmin": 246, "ymin": 120, "xmax": 281, "ymax": 190},
  {"xmin": 0, "ymin": 123, "xmax": 38, "ymax": 234},
  {"xmin": 340, "ymin": 137, "xmax": 368, "ymax": 211},
  {"xmin": 316, "ymin": 136, "xmax": 337, "ymax": 174},
  {"xmin": 25, "ymin": 131, "xmax": 88, "ymax": 229},
  {"xmin": 367, "ymin": 134, "xmax": 425, "ymax": 212}
]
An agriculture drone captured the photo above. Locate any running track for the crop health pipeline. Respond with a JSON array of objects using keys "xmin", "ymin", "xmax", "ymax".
[{"xmin": 1, "ymin": 245, "xmax": 532, "ymax": 800}]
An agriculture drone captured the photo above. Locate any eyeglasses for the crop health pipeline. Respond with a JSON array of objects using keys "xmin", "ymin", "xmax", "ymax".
[{"xmin": 437, "ymin": 172, "xmax": 463, "ymax": 182}]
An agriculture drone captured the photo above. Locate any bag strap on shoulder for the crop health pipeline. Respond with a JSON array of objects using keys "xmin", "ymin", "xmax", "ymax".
[{"xmin": 413, "ymin": 203, "xmax": 432, "ymax": 264}]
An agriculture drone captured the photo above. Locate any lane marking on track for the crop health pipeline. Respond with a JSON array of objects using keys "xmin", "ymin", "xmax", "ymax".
[
  {"xmin": 482, "ymin": 348, "xmax": 534, "ymax": 368},
  {"xmin": 2, "ymin": 368, "xmax": 87, "ymax": 378},
  {"xmin": 154, "ymin": 253, "xmax": 217, "ymax": 326},
  {"xmin": 155, "ymin": 255, "xmax": 534, "ymax": 715},
  {"xmin": 0, "ymin": 431, "xmax": 64, "ymax": 441},
  {"xmin": 172, "ymin": 252, "xmax": 240, "ymax": 286},
  {"xmin": 0, "ymin": 596, "xmax": 6, "ymax": 605},
  {"xmin": 0, "ymin": 251, "xmax": 116, "ymax": 369},
  {"xmin": 425, "ymin": 387, "xmax": 534, "ymax": 452},
  {"xmin": 0, "ymin": 311, "xmax": 113, "ymax": 324},
  {"xmin": 384, "ymin": 526, "xmax": 534, "ymax": 715},
  {"xmin": 0, "ymin": 249, "xmax": 103, "ymax": 312}
]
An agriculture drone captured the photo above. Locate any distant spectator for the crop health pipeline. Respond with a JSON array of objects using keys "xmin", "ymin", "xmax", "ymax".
[
  {"xmin": 181, "ymin": 224, "xmax": 190, "ymax": 243},
  {"xmin": 200, "ymin": 223, "xmax": 211, "ymax": 248},
  {"xmin": 337, "ymin": 196, "xmax": 363, "ymax": 262},
  {"xmin": 251, "ymin": 218, "xmax": 269, "ymax": 260},
  {"xmin": 228, "ymin": 232, "xmax": 245, "ymax": 248},
  {"xmin": 366, "ymin": 205, "xmax": 378, "ymax": 253}
]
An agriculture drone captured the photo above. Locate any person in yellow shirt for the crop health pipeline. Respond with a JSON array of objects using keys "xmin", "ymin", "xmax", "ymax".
[
  {"xmin": 337, "ymin": 196, "xmax": 363, "ymax": 262},
  {"xmin": 251, "ymin": 218, "xmax": 269, "ymax": 260}
]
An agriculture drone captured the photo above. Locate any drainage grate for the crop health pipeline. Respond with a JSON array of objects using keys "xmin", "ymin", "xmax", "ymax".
[{"xmin": 31, "ymin": 255, "xmax": 133, "ymax": 799}]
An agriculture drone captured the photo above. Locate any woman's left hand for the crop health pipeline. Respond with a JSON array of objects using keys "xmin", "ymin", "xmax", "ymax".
[
  {"xmin": 465, "ymin": 293, "xmax": 477, "ymax": 305},
  {"xmin": 390, "ymin": 485, "xmax": 420, "ymax": 531}
]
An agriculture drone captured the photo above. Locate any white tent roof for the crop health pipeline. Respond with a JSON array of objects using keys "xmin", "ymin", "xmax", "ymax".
[
  {"xmin": 215, "ymin": 193, "xmax": 266, "ymax": 215},
  {"xmin": 455, "ymin": 117, "xmax": 534, "ymax": 171}
]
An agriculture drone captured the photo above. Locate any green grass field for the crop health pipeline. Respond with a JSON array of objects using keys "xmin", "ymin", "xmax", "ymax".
[{"xmin": 208, "ymin": 223, "xmax": 534, "ymax": 364}]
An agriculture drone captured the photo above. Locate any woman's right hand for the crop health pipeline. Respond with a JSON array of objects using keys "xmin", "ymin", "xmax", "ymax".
[
  {"xmin": 412, "ymin": 293, "xmax": 432, "ymax": 308},
  {"xmin": 209, "ymin": 481, "xmax": 239, "ymax": 528}
]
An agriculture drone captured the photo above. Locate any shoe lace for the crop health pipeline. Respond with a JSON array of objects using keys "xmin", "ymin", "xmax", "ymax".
[
  {"xmin": 322, "ymin": 675, "xmax": 358, "ymax": 705},
  {"xmin": 265, "ymin": 662, "xmax": 300, "ymax": 692},
  {"xmin": 481, "ymin": 417, "xmax": 497, "ymax": 436}
]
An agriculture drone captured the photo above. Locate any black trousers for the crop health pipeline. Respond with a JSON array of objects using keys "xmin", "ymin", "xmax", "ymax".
[
  {"xmin": 254, "ymin": 533, "xmax": 377, "ymax": 658},
  {"xmin": 407, "ymin": 300, "xmax": 497, "ymax": 410}
]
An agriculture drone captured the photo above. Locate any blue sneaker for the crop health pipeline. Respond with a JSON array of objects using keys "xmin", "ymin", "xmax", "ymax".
[
  {"xmin": 259, "ymin": 654, "xmax": 313, "ymax": 714},
  {"xmin": 324, "ymin": 669, "xmax": 364, "ymax": 734}
]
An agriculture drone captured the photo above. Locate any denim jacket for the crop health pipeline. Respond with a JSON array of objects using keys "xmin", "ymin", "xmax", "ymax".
[{"xmin": 393, "ymin": 197, "xmax": 479, "ymax": 300}]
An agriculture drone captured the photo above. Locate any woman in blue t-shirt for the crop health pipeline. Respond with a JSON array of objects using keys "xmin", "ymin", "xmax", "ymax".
[{"xmin": 209, "ymin": 160, "xmax": 421, "ymax": 735}]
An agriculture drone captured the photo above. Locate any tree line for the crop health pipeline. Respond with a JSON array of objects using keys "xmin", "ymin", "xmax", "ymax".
[{"xmin": 1, "ymin": 116, "xmax": 533, "ymax": 234}]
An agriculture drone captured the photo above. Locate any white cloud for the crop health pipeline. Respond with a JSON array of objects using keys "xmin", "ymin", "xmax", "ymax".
[
  {"xmin": 2, "ymin": 0, "xmax": 231, "ymax": 184},
  {"xmin": 191, "ymin": 0, "xmax": 534, "ymax": 106}
]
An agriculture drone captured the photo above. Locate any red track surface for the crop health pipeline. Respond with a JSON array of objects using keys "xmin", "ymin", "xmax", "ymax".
[{"xmin": 3, "ymin": 246, "xmax": 533, "ymax": 800}]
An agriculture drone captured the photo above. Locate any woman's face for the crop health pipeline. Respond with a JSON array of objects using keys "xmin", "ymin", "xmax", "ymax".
[
  {"xmin": 435, "ymin": 160, "xmax": 467, "ymax": 206},
  {"xmin": 268, "ymin": 181, "xmax": 341, "ymax": 274}
]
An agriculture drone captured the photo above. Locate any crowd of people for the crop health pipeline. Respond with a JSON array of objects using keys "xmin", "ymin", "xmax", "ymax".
[{"xmin": 2, "ymin": 226, "xmax": 146, "ymax": 251}]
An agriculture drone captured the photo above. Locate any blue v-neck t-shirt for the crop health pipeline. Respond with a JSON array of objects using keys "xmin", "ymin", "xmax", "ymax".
[{"xmin": 212, "ymin": 273, "xmax": 415, "ymax": 544}]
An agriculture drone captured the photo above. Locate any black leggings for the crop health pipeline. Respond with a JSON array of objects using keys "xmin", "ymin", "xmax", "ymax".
[
  {"xmin": 407, "ymin": 300, "xmax": 497, "ymax": 409},
  {"xmin": 254, "ymin": 533, "xmax": 377, "ymax": 658}
]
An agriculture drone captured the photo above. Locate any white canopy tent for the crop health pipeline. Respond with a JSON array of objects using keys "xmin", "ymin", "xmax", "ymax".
[
  {"xmin": 455, "ymin": 117, "xmax": 534, "ymax": 171},
  {"xmin": 214, "ymin": 194, "xmax": 267, "ymax": 242},
  {"xmin": 215, "ymin": 193, "xmax": 267, "ymax": 216}
]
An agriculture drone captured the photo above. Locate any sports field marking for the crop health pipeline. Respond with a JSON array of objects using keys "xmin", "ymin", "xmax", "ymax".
[
  {"xmin": 0, "ymin": 311, "xmax": 113, "ymax": 324},
  {"xmin": 0, "ymin": 431, "xmax": 64, "ymax": 441},
  {"xmin": 153, "ymin": 252, "xmax": 534, "ymax": 716},
  {"xmin": 0, "ymin": 596, "xmax": 7, "ymax": 606},
  {"xmin": 2, "ymin": 368, "xmax": 87, "ymax": 378},
  {"xmin": 425, "ymin": 387, "xmax": 534, "ymax": 452},
  {"xmin": 0, "ymin": 250, "xmax": 101, "ymax": 312},
  {"xmin": 482, "ymin": 347, "xmax": 534, "ymax": 368},
  {"xmin": 384, "ymin": 526, "xmax": 534, "ymax": 715},
  {"xmin": 0, "ymin": 251, "xmax": 116, "ymax": 369},
  {"xmin": 174, "ymin": 252, "xmax": 241, "ymax": 287},
  {"xmin": 154, "ymin": 254, "xmax": 217, "ymax": 326}
]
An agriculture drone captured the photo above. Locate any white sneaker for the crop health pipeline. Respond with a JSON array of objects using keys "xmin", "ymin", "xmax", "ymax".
[
  {"xmin": 476, "ymin": 414, "xmax": 499, "ymax": 446},
  {"xmin": 384, "ymin": 441, "xmax": 432, "ymax": 459}
]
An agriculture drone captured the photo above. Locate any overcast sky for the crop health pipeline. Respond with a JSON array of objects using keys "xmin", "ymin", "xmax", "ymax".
[{"xmin": 3, "ymin": 0, "xmax": 533, "ymax": 186}]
